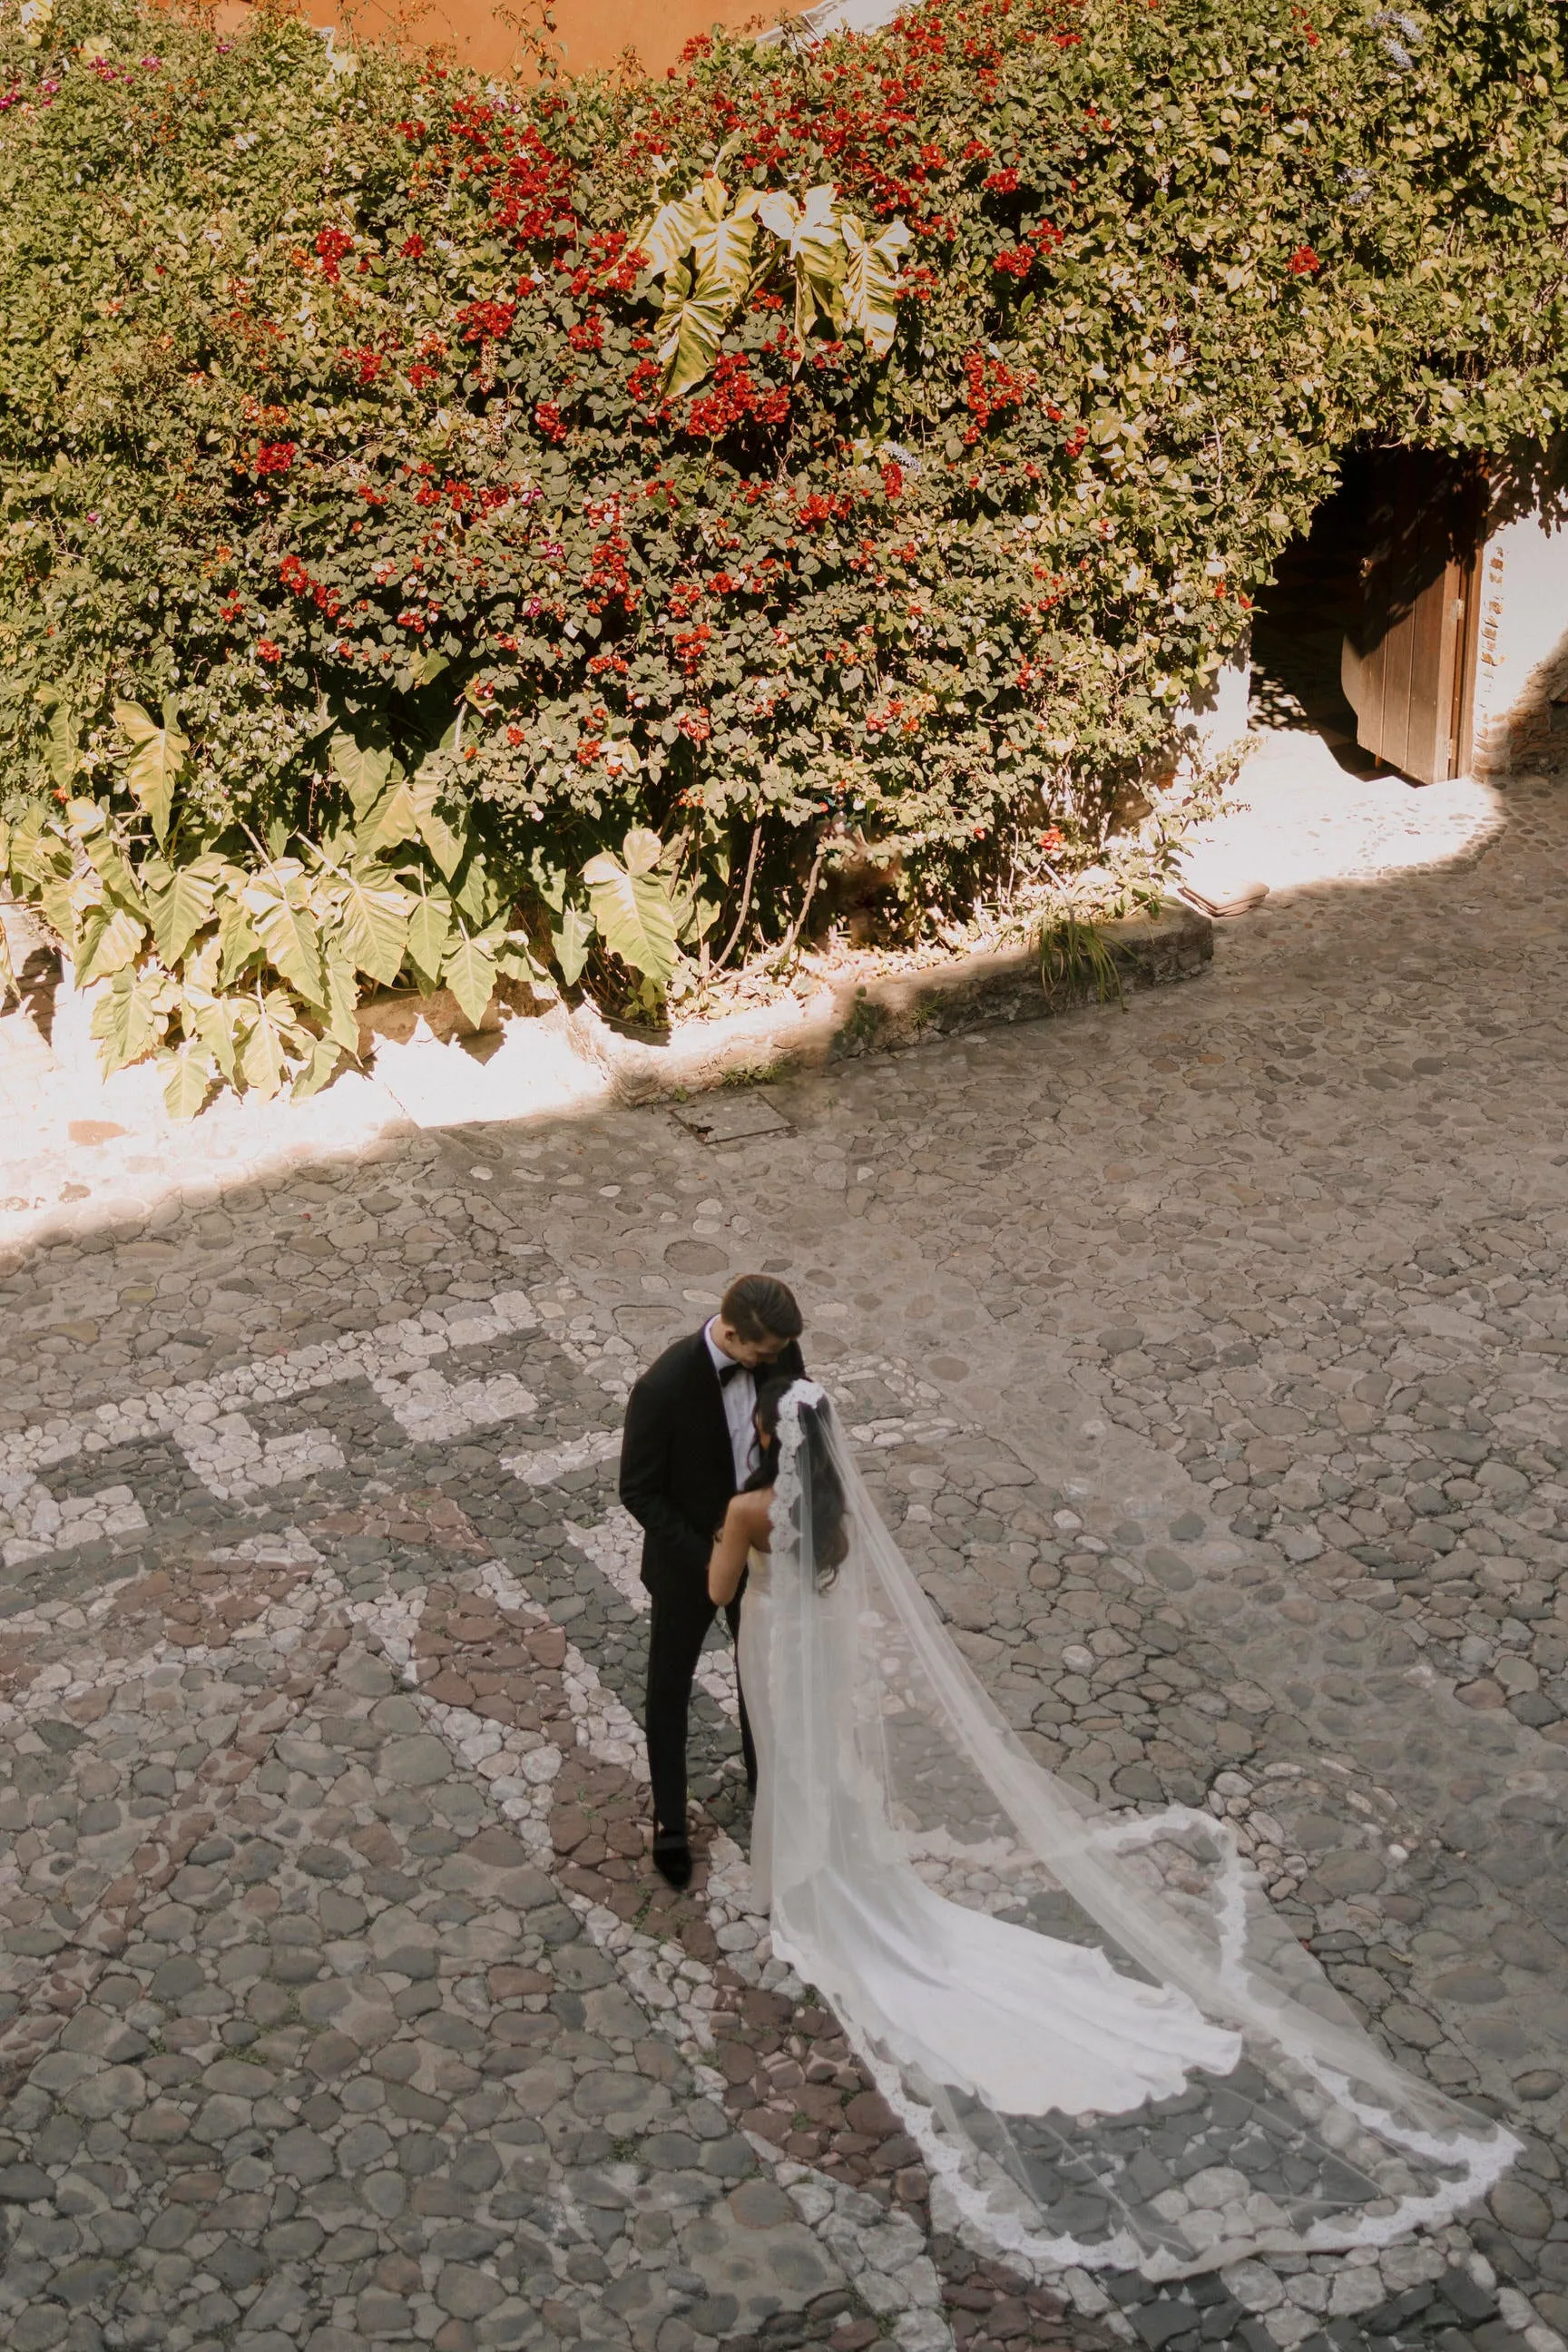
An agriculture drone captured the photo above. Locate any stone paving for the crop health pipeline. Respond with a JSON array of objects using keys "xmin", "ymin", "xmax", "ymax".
[{"xmin": 0, "ymin": 768, "xmax": 1566, "ymax": 2352}]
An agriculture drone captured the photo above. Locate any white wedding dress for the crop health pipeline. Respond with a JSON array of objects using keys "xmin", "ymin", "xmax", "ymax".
[{"xmin": 735, "ymin": 1382, "xmax": 1517, "ymax": 2280}]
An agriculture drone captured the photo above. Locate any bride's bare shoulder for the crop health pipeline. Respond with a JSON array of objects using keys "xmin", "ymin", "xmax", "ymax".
[{"xmin": 726, "ymin": 1487, "xmax": 775, "ymax": 1548}]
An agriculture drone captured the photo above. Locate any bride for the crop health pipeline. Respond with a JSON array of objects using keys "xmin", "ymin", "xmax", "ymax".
[{"xmin": 708, "ymin": 1376, "xmax": 1516, "ymax": 2279}]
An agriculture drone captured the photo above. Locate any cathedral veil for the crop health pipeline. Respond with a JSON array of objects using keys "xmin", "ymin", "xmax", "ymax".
[{"xmin": 759, "ymin": 1382, "xmax": 1516, "ymax": 2280}]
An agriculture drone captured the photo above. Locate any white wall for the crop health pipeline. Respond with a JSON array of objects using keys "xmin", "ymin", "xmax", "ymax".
[{"xmin": 1471, "ymin": 505, "xmax": 1568, "ymax": 778}]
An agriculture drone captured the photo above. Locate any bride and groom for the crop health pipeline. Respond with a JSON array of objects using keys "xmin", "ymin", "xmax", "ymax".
[{"xmin": 618, "ymin": 1276, "xmax": 1514, "ymax": 2274}]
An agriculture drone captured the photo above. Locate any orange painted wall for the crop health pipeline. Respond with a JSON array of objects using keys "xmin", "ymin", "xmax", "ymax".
[{"xmin": 220, "ymin": 0, "xmax": 795, "ymax": 80}]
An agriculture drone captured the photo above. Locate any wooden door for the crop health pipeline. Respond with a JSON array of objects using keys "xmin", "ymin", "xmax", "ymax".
[{"xmin": 1340, "ymin": 450, "xmax": 1485, "ymax": 784}]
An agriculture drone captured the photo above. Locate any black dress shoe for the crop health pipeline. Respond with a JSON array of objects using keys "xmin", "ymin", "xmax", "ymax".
[{"xmin": 652, "ymin": 1832, "xmax": 692, "ymax": 1890}]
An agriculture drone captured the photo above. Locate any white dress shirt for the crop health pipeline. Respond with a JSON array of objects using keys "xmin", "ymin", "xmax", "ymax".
[{"xmin": 704, "ymin": 1318, "xmax": 759, "ymax": 1487}]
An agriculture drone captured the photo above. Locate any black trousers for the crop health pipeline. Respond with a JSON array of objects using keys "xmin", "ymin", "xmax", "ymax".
[{"xmin": 645, "ymin": 1582, "xmax": 757, "ymax": 1835}]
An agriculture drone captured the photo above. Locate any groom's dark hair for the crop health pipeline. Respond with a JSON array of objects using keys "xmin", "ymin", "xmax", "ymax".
[{"xmin": 720, "ymin": 1273, "xmax": 803, "ymax": 1344}]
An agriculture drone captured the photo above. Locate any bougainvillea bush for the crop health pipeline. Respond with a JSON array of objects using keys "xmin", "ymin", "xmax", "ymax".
[{"xmin": 0, "ymin": 0, "xmax": 1564, "ymax": 1105}]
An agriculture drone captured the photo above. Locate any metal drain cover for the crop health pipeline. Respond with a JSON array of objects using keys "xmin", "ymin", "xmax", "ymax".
[{"xmin": 670, "ymin": 1091, "xmax": 790, "ymax": 1143}]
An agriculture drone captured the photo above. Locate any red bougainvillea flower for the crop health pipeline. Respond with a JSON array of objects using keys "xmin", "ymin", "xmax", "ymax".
[
  {"xmin": 256, "ymin": 639, "xmax": 283, "ymax": 663},
  {"xmin": 314, "ymin": 226, "xmax": 354, "ymax": 282},
  {"xmin": 1289, "ymin": 244, "xmax": 1322, "ymax": 274},
  {"xmin": 253, "ymin": 442, "xmax": 297, "ymax": 475},
  {"xmin": 399, "ymin": 233, "xmax": 426, "ymax": 259}
]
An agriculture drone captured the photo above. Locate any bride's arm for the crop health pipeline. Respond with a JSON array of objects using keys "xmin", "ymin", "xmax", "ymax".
[{"xmin": 708, "ymin": 1490, "xmax": 772, "ymax": 1606}]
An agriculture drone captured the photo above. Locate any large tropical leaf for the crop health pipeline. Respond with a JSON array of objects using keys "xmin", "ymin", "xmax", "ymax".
[
  {"xmin": 240, "ymin": 990, "xmax": 302, "ymax": 1100},
  {"xmin": 76, "ymin": 822, "xmax": 146, "ymax": 918},
  {"xmin": 292, "ymin": 1036, "xmax": 347, "ymax": 1101},
  {"xmin": 785, "ymin": 183, "xmax": 847, "ymax": 347},
  {"xmin": 43, "ymin": 701, "xmax": 78, "ymax": 790},
  {"xmin": 657, "ymin": 264, "xmax": 733, "ymax": 401},
  {"xmin": 751, "ymin": 190, "xmax": 799, "ymax": 242},
  {"xmin": 0, "ymin": 916, "xmax": 13, "ymax": 1005},
  {"xmin": 114, "ymin": 698, "xmax": 187, "ymax": 846},
  {"xmin": 691, "ymin": 198, "xmax": 758, "ymax": 307},
  {"xmin": 191, "ymin": 997, "xmax": 243, "ymax": 1085},
  {"xmin": 74, "ymin": 900, "xmax": 147, "ymax": 985},
  {"xmin": 407, "ymin": 892, "xmax": 454, "ymax": 993},
  {"xmin": 841, "ymin": 214, "xmax": 910, "ymax": 358},
  {"xmin": 328, "ymin": 729, "xmax": 396, "ymax": 820},
  {"xmin": 334, "ymin": 867, "xmax": 413, "ymax": 985},
  {"xmin": 245, "ymin": 871, "xmax": 327, "ymax": 1007},
  {"xmin": 147, "ymin": 862, "xmax": 218, "ymax": 965},
  {"xmin": 160, "ymin": 1040, "xmax": 217, "ymax": 1121},
  {"xmin": 361, "ymin": 774, "xmax": 421, "ymax": 855},
  {"xmin": 552, "ymin": 900, "xmax": 595, "ymax": 988},
  {"xmin": 91, "ymin": 964, "xmax": 175, "ymax": 1074},
  {"xmin": 218, "ymin": 893, "xmax": 262, "ymax": 985},
  {"xmin": 453, "ymin": 848, "xmax": 504, "ymax": 927},
  {"xmin": 630, "ymin": 185, "xmax": 707, "ymax": 280},
  {"xmin": 321, "ymin": 949, "xmax": 362, "ymax": 1056},
  {"xmin": 441, "ymin": 928, "xmax": 498, "ymax": 1027},
  {"xmin": 582, "ymin": 849, "xmax": 678, "ymax": 986},
  {"xmin": 407, "ymin": 767, "xmax": 466, "ymax": 880},
  {"xmin": 621, "ymin": 826, "xmax": 665, "ymax": 877}
]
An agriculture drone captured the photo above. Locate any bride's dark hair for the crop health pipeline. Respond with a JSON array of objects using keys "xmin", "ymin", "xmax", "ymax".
[{"xmin": 750, "ymin": 1376, "xmax": 849, "ymax": 1588}]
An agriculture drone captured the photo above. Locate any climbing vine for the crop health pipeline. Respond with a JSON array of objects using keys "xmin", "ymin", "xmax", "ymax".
[{"xmin": 0, "ymin": 0, "xmax": 1563, "ymax": 1105}]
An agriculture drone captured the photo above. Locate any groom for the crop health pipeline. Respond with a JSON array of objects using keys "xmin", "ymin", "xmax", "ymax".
[{"xmin": 619, "ymin": 1274, "xmax": 805, "ymax": 1888}]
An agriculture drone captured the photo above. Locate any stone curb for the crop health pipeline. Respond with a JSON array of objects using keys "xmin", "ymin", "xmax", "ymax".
[
  {"xmin": 594, "ymin": 899, "xmax": 1212, "ymax": 1107},
  {"xmin": 352, "ymin": 900, "xmax": 1211, "ymax": 1128}
]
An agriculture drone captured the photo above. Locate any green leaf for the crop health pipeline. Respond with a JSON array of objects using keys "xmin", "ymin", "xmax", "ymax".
[
  {"xmin": 453, "ymin": 849, "xmax": 502, "ymax": 927},
  {"xmin": 322, "ymin": 948, "xmax": 362, "ymax": 1055},
  {"xmin": 147, "ymin": 864, "xmax": 218, "ymax": 965},
  {"xmin": 441, "ymin": 928, "xmax": 498, "ymax": 1026},
  {"xmin": 328, "ymin": 728, "xmax": 395, "ymax": 820},
  {"xmin": 691, "ymin": 200, "xmax": 758, "ymax": 307},
  {"xmin": 43, "ymin": 702, "xmax": 79, "ymax": 790},
  {"xmin": 630, "ymin": 185, "xmax": 708, "ymax": 279},
  {"xmin": 192, "ymin": 997, "xmax": 242, "ymax": 1084},
  {"xmin": 496, "ymin": 935, "xmax": 549, "ymax": 988},
  {"xmin": 621, "ymin": 827, "xmax": 664, "ymax": 877},
  {"xmin": 680, "ymin": 891, "xmax": 721, "ymax": 945},
  {"xmin": 292, "ymin": 1035, "xmax": 347, "ymax": 1101},
  {"xmin": 74, "ymin": 900, "xmax": 147, "ymax": 985},
  {"xmin": 778, "ymin": 184, "xmax": 846, "ymax": 348},
  {"xmin": 240, "ymin": 990, "xmax": 300, "ymax": 1099},
  {"xmin": 91, "ymin": 964, "xmax": 174, "ymax": 1074},
  {"xmin": 407, "ymin": 765, "xmax": 467, "ymax": 880},
  {"xmin": 840, "ymin": 214, "xmax": 910, "ymax": 359},
  {"xmin": 114, "ymin": 698, "xmax": 186, "ymax": 847},
  {"xmin": 77, "ymin": 824, "xmax": 146, "ymax": 917},
  {"xmin": 334, "ymin": 868, "xmax": 413, "ymax": 986},
  {"xmin": 582, "ymin": 850, "xmax": 678, "ymax": 986},
  {"xmin": 407, "ymin": 892, "xmax": 454, "ymax": 992},
  {"xmin": 160, "ymin": 1041, "xmax": 217, "ymax": 1120},
  {"xmin": 552, "ymin": 900, "xmax": 595, "ymax": 987},
  {"xmin": 530, "ymin": 852, "xmax": 567, "ymax": 913},
  {"xmin": 218, "ymin": 893, "xmax": 262, "ymax": 985},
  {"xmin": 657, "ymin": 263, "xmax": 733, "ymax": 401},
  {"xmin": 244, "ymin": 874, "xmax": 327, "ymax": 1008},
  {"xmin": 362, "ymin": 776, "xmax": 420, "ymax": 854}
]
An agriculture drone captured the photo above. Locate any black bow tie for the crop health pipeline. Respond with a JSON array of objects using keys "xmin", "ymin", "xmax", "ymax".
[{"xmin": 718, "ymin": 1359, "xmax": 749, "ymax": 1386}]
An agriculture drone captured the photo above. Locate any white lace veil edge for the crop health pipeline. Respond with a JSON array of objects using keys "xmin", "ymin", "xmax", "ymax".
[{"xmin": 764, "ymin": 1381, "xmax": 1517, "ymax": 2279}]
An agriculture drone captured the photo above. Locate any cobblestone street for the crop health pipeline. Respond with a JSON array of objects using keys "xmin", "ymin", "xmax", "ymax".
[{"xmin": 1, "ymin": 771, "xmax": 1566, "ymax": 2352}]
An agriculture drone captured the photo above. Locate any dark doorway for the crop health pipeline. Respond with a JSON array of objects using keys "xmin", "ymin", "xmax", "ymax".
[{"xmin": 1250, "ymin": 446, "xmax": 1487, "ymax": 786}]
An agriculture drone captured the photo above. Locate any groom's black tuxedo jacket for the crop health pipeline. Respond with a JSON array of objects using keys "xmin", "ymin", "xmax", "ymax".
[{"xmin": 619, "ymin": 1327, "xmax": 806, "ymax": 1602}]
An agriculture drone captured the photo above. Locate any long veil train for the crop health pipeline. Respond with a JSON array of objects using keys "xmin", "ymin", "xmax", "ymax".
[{"xmin": 751, "ymin": 1382, "xmax": 1516, "ymax": 2280}]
